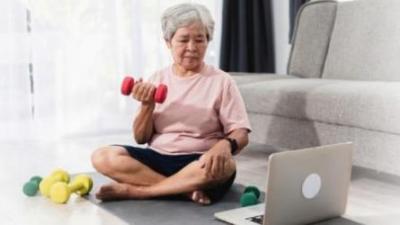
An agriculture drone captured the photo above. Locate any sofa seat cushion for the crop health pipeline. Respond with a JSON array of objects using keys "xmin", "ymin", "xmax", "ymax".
[{"xmin": 239, "ymin": 78, "xmax": 400, "ymax": 135}]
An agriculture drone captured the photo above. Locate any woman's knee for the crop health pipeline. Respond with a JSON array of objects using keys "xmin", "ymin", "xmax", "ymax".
[
  {"xmin": 91, "ymin": 147, "xmax": 110, "ymax": 172},
  {"xmin": 91, "ymin": 146, "xmax": 124, "ymax": 174}
]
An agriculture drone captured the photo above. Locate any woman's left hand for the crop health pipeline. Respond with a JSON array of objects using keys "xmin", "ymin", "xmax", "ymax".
[{"xmin": 199, "ymin": 140, "xmax": 232, "ymax": 179}]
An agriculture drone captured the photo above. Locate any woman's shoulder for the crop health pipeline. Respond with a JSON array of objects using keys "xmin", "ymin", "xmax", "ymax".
[
  {"xmin": 204, "ymin": 64, "xmax": 235, "ymax": 83},
  {"xmin": 147, "ymin": 66, "xmax": 172, "ymax": 83}
]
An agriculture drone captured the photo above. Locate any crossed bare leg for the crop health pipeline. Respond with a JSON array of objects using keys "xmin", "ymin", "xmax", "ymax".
[
  {"xmin": 91, "ymin": 146, "xmax": 235, "ymax": 205},
  {"xmin": 95, "ymin": 176, "xmax": 211, "ymax": 204}
]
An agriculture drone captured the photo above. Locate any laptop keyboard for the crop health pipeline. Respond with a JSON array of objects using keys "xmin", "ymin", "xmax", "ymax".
[{"xmin": 246, "ymin": 215, "xmax": 264, "ymax": 224}]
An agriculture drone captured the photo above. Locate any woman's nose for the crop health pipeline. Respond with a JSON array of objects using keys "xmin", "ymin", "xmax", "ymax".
[{"xmin": 187, "ymin": 40, "xmax": 196, "ymax": 51}]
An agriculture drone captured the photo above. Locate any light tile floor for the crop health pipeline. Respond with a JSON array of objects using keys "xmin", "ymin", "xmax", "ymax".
[{"xmin": 1, "ymin": 135, "xmax": 400, "ymax": 225}]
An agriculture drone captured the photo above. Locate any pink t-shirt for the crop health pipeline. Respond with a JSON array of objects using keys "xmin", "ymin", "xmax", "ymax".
[{"xmin": 146, "ymin": 64, "xmax": 251, "ymax": 155}]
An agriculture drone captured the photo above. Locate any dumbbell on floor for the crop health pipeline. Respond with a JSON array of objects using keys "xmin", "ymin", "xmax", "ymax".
[
  {"xmin": 23, "ymin": 176, "xmax": 42, "ymax": 196},
  {"xmin": 121, "ymin": 76, "xmax": 168, "ymax": 103},
  {"xmin": 49, "ymin": 174, "xmax": 93, "ymax": 204},
  {"xmin": 240, "ymin": 186, "xmax": 260, "ymax": 207},
  {"xmin": 39, "ymin": 169, "xmax": 70, "ymax": 197}
]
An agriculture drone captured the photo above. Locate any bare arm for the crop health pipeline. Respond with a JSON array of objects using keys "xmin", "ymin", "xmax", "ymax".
[
  {"xmin": 131, "ymin": 80, "xmax": 157, "ymax": 144},
  {"xmin": 133, "ymin": 103, "xmax": 155, "ymax": 144}
]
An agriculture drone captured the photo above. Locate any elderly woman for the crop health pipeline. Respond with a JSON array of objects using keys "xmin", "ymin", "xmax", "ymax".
[{"xmin": 91, "ymin": 3, "xmax": 251, "ymax": 205}]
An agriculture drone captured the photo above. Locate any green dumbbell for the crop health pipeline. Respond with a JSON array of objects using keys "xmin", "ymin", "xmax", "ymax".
[
  {"xmin": 39, "ymin": 169, "xmax": 70, "ymax": 197},
  {"xmin": 240, "ymin": 186, "xmax": 260, "ymax": 207},
  {"xmin": 49, "ymin": 174, "xmax": 93, "ymax": 204},
  {"xmin": 23, "ymin": 176, "xmax": 43, "ymax": 196}
]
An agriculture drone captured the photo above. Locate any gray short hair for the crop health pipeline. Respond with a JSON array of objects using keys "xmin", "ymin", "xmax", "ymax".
[{"xmin": 161, "ymin": 3, "xmax": 215, "ymax": 41}]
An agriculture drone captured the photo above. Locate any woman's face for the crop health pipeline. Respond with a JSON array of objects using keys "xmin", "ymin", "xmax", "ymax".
[{"xmin": 167, "ymin": 22, "xmax": 208, "ymax": 72}]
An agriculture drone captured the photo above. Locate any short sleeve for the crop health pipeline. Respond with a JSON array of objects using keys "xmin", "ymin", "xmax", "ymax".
[{"xmin": 218, "ymin": 78, "xmax": 252, "ymax": 134}]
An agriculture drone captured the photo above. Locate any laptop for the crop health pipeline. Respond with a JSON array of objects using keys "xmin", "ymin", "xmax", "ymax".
[{"xmin": 215, "ymin": 142, "xmax": 353, "ymax": 225}]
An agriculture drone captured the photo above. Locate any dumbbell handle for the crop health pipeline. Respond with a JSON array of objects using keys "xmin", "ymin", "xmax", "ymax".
[
  {"xmin": 67, "ymin": 175, "xmax": 92, "ymax": 196},
  {"xmin": 121, "ymin": 76, "xmax": 168, "ymax": 103},
  {"xmin": 68, "ymin": 182, "xmax": 85, "ymax": 195}
]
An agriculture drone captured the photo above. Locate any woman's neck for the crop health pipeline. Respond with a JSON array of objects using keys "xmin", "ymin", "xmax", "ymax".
[{"xmin": 173, "ymin": 63, "xmax": 204, "ymax": 77}]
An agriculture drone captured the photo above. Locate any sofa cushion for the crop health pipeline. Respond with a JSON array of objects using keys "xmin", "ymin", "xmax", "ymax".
[
  {"xmin": 323, "ymin": 0, "xmax": 400, "ymax": 81},
  {"xmin": 288, "ymin": 0, "xmax": 337, "ymax": 78},
  {"xmin": 239, "ymin": 79, "xmax": 400, "ymax": 135}
]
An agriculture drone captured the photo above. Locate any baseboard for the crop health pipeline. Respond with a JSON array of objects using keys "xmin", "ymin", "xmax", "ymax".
[{"xmin": 352, "ymin": 165, "xmax": 400, "ymax": 186}]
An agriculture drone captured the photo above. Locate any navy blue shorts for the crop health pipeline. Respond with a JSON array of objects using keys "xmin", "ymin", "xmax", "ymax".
[{"xmin": 116, "ymin": 145, "xmax": 236, "ymax": 203}]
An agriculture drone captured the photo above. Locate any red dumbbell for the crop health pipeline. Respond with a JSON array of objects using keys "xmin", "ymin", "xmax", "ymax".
[{"xmin": 121, "ymin": 76, "xmax": 168, "ymax": 103}]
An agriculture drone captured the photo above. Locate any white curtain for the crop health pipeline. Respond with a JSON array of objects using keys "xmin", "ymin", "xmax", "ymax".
[{"xmin": 0, "ymin": 0, "xmax": 222, "ymax": 141}]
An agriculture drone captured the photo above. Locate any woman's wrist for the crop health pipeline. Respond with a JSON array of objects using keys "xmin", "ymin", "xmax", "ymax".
[
  {"xmin": 224, "ymin": 137, "xmax": 238, "ymax": 155},
  {"xmin": 141, "ymin": 102, "xmax": 155, "ymax": 111}
]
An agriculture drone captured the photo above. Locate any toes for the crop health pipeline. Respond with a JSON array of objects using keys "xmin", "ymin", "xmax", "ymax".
[
  {"xmin": 96, "ymin": 186, "xmax": 112, "ymax": 200},
  {"xmin": 191, "ymin": 191, "xmax": 200, "ymax": 202},
  {"xmin": 189, "ymin": 191, "xmax": 211, "ymax": 205},
  {"xmin": 98, "ymin": 185, "xmax": 112, "ymax": 194},
  {"xmin": 198, "ymin": 192, "xmax": 211, "ymax": 205},
  {"xmin": 95, "ymin": 183, "xmax": 127, "ymax": 200}
]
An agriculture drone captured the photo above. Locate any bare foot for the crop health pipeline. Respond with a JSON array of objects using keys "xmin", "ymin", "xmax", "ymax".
[
  {"xmin": 96, "ymin": 182, "xmax": 149, "ymax": 201},
  {"xmin": 188, "ymin": 190, "xmax": 211, "ymax": 205}
]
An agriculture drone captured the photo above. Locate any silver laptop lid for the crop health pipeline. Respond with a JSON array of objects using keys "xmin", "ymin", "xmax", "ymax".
[{"xmin": 264, "ymin": 142, "xmax": 353, "ymax": 225}]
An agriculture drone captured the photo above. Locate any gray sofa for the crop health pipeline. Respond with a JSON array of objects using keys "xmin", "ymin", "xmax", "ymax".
[{"xmin": 232, "ymin": 0, "xmax": 400, "ymax": 176}]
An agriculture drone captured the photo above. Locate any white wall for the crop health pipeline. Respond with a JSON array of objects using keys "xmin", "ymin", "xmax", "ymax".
[
  {"xmin": 0, "ymin": 0, "xmax": 222, "ymax": 141},
  {"xmin": 272, "ymin": 0, "xmax": 291, "ymax": 74}
]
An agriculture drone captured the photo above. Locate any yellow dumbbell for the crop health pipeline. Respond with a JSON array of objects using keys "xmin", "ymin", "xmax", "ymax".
[
  {"xmin": 49, "ymin": 174, "xmax": 93, "ymax": 204},
  {"xmin": 39, "ymin": 169, "xmax": 70, "ymax": 197}
]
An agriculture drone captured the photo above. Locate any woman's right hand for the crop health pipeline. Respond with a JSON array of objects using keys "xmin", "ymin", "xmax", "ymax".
[{"xmin": 131, "ymin": 79, "xmax": 156, "ymax": 106}]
